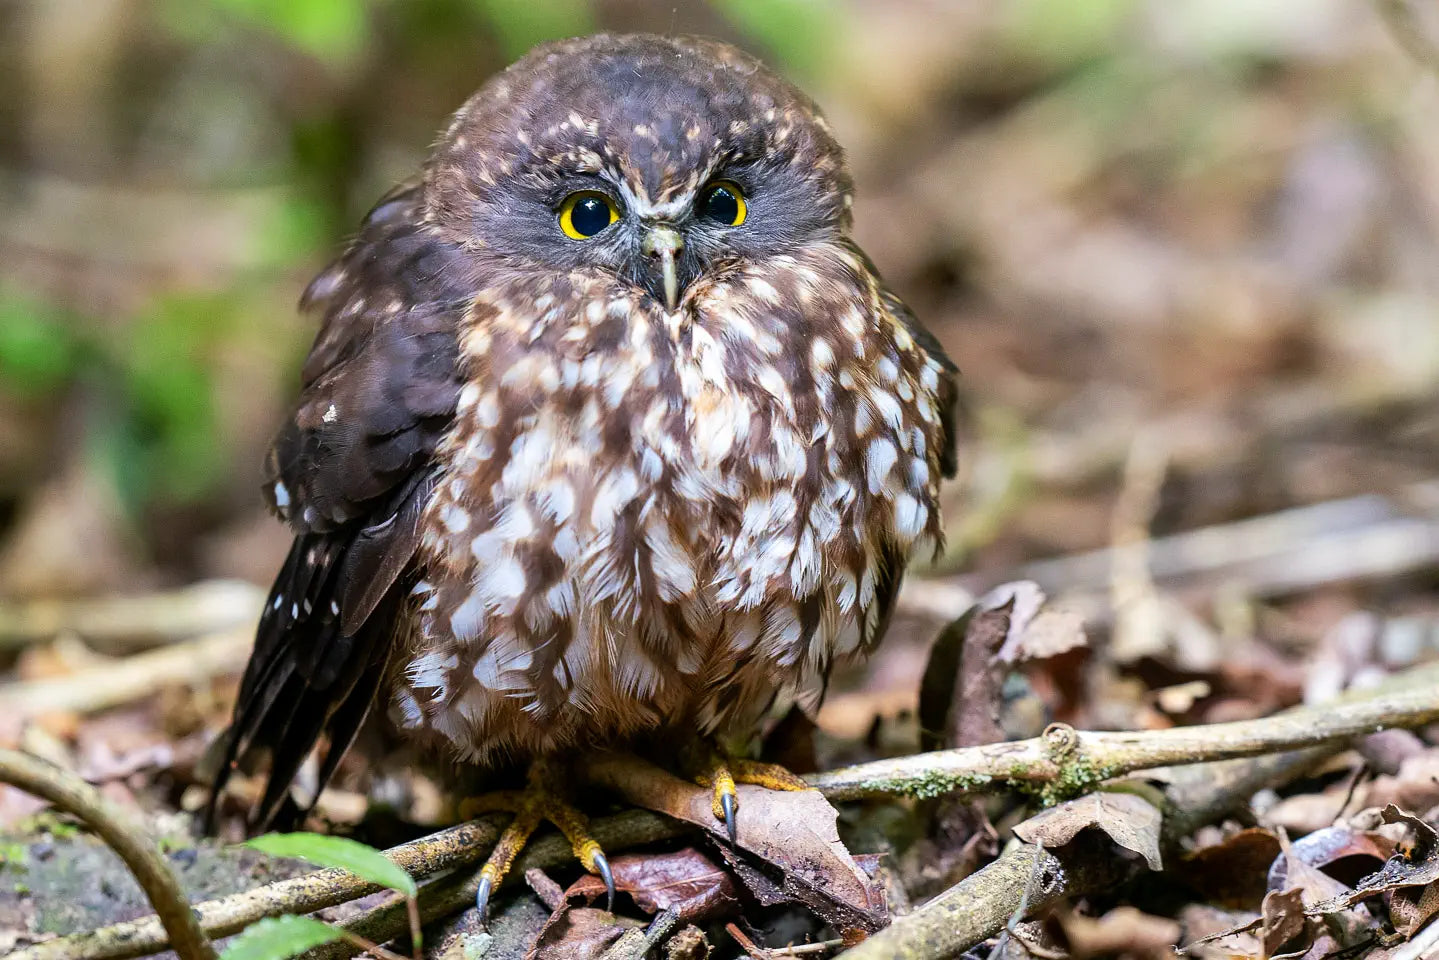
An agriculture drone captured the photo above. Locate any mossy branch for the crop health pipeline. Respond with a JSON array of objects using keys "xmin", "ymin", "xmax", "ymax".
[
  {"xmin": 0, "ymin": 749, "xmax": 216, "ymax": 960},
  {"xmin": 809, "ymin": 666, "xmax": 1439, "ymax": 802},
  {"xmin": 836, "ymin": 745, "xmax": 1337, "ymax": 960},
  {"xmin": 20, "ymin": 662, "xmax": 1439, "ymax": 960}
]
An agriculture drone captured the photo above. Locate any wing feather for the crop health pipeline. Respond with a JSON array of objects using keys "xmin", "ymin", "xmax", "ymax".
[{"xmin": 207, "ymin": 184, "xmax": 469, "ymax": 829}]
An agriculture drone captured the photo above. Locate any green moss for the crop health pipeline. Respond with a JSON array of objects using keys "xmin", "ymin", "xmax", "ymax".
[{"xmin": 1036, "ymin": 757, "xmax": 1113, "ymax": 807}]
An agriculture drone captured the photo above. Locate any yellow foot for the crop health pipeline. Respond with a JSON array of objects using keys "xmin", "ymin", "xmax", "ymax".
[
  {"xmin": 693, "ymin": 751, "xmax": 809, "ymax": 843},
  {"xmin": 463, "ymin": 760, "xmax": 613, "ymax": 922}
]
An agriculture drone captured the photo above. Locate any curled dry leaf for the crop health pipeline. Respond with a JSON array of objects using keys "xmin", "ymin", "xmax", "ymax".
[
  {"xmin": 587, "ymin": 754, "xmax": 886, "ymax": 932},
  {"xmin": 1013, "ymin": 791, "xmax": 1163, "ymax": 871},
  {"xmin": 1260, "ymin": 888, "xmax": 1311, "ymax": 957},
  {"xmin": 562, "ymin": 847, "xmax": 738, "ymax": 923},
  {"xmin": 1302, "ymin": 804, "xmax": 1439, "ymax": 937},
  {"xmin": 1266, "ymin": 823, "xmax": 1396, "ymax": 892}
]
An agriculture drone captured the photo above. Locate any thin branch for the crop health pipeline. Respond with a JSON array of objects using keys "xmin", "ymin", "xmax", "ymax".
[
  {"xmin": 25, "ymin": 663, "xmax": 1439, "ymax": 960},
  {"xmin": 305, "ymin": 810, "xmax": 686, "ymax": 960},
  {"xmin": 836, "ymin": 745, "xmax": 1337, "ymax": 960},
  {"xmin": 0, "ymin": 749, "xmax": 216, "ymax": 960},
  {"xmin": 0, "ymin": 626, "xmax": 252, "ymax": 718},
  {"xmin": 13, "ymin": 810, "xmax": 684, "ymax": 960},
  {"xmin": 809, "ymin": 671, "xmax": 1439, "ymax": 801},
  {"xmin": 0, "ymin": 580, "xmax": 263, "ymax": 654},
  {"xmin": 7, "ymin": 817, "xmax": 508, "ymax": 960},
  {"xmin": 902, "ymin": 481, "xmax": 1439, "ymax": 624}
]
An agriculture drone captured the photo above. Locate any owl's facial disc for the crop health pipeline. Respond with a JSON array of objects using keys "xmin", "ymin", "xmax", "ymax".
[{"xmin": 428, "ymin": 34, "xmax": 855, "ymax": 310}]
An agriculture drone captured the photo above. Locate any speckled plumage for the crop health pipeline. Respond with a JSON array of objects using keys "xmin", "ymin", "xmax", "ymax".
[{"xmin": 212, "ymin": 33, "xmax": 958, "ymax": 827}]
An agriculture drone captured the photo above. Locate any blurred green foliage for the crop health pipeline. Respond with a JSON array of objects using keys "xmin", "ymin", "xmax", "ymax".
[
  {"xmin": 710, "ymin": 0, "xmax": 838, "ymax": 79},
  {"xmin": 0, "ymin": 292, "xmax": 80, "ymax": 399},
  {"xmin": 471, "ymin": 0, "xmax": 595, "ymax": 58}
]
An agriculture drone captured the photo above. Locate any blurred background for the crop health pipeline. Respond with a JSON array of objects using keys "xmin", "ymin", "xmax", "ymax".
[{"xmin": 0, "ymin": 0, "xmax": 1437, "ymax": 827}]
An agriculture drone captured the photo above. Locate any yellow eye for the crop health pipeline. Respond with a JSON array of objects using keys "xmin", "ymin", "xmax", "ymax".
[
  {"xmin": 559, "ymin": 191, "xmax": 619, "ymax": 239},
  {"xmin": 699, "ymin": 180, "xmax": 746, "ymax": 226}
]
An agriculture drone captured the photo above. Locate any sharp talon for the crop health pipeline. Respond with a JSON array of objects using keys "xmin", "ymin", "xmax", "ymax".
[
  {"xmin": 721, "ymin": 789, "xmax": 738, "ymax": 844},
  {"xmin": 593, "ymin": 850, "xmax": 615, "ymax": 912},
  {"xmin": 474, "ymin": 874, "xmax": 493, "ymax": 924}
]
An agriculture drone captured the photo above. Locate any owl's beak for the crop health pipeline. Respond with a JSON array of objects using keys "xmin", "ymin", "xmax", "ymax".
[{"xmin": 642, "ymin": 225, "xmax": 684, "ymax": 311}]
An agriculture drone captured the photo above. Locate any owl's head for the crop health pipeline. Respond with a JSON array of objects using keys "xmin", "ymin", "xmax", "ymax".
[{"xmin": 424, "ymin": 33, "xmax": 853, "ymax": 311}]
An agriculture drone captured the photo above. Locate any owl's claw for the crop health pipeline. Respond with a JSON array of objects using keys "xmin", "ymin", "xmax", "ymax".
[
  {"xmin": 465, "ymin": 759, "xmax": 610, "ymax": 926},
  {"xmin": 474, "ymin": 874, "xmax": 494, "ymax": 923},
  {"xmin": 695, "ymin": 748, "xmax": 810, "ymax": 844},
  {"xmin": 720, "ymin": 789, "xmax": 738, "ymax": 844},
  {"xmin": 592, "ymin": 850, "xmax": 615, "ymax": 912}
]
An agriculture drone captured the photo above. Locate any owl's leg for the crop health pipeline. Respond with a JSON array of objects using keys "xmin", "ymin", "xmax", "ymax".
[
  {"xmin": 692, "ymin": 748, "xmax": 809, "ymax": 843},
  {"xmin": 466, "ymin": 759, "xmax": 613, "ymax": 922}
]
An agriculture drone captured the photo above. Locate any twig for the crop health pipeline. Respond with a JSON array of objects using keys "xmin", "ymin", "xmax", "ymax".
[
  {"xmin": 836, "ymin": 745, "xmax": 1337, "ymax": 960},
  {"xmin": 0, "ymin": 580, "xmax": 263, "ymax": 654},
  {"xmin": 1375, "ymin": 0, "xmax": 1439, "ymax": 76},
  {"xmin": 809, "ymin": 669, "xmax": 1439, "ymax": 801},
  {"xmin": 899, "ymin": 481, "xmax": 1439, "ymax": 624},
  {"xmin": 307, "ymin": 810, "xmax": 686, "ymax": 960},
  {"xmin": 1107, "ymin": 430, "xmax": 1169, "ymax": 663},
  {"xmin": 7, "ymin": 817, "xmax": 509, "ymax": 960},
  {"xmin": 0, "ymin": 749, "xmax": 216, "ymax": 960},
  {"xmin": 17, "ymin": 810, "xmax": 683, "ymax": 960},
  {"xmin": 29, "ymin": 664, "xmax": 1439, "ymax": 960},
  {"xmin": 336, "ymin": 932, "xmax": 408, "ymax": 960},
  {"xmin": 0, "ymin": 625, "xmax": 252, "ymax": 718}
]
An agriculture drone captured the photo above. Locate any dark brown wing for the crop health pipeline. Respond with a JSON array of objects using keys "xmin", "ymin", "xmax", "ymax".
[{"xmin": 208, "ymin": 184, "xmax": 471, "ymax": 829}]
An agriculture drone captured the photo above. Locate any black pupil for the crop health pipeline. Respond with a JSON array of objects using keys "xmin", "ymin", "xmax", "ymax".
[
  {"xmin": 703, "ymin": 186, "xmax": 739, "ymax": 223},
  {"xmin": 571, "ymin": 196, "xmax": 610, "ymax": 236}
]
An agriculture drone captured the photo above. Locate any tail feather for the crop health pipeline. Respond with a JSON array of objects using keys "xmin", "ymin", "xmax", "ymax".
[{"xmin": 206, "ymin": 476, "xmax": 429, "ymax": 831}]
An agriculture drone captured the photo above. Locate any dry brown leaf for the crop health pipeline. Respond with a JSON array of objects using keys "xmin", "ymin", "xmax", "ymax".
[
  {"xmin": 562, "ymin": 848, "xmax": 738, "ymax": 923},
  {"xmin": 1181, "ymin": 827, "xmax": 1281, "ymax": 909},
  {"xmin": 588, "ymin": 755, "xmax": 886, "ymax": 932},
  {"xmin": 528, "ymin": 905, "xmax": 642, "ymax": 960},
  {"xmin": 1013, "ymin": 791, "xmax": 1163, "ymax": 871},
  {"xmin": 1390, "ymin": 880, "xmax": 1439, "ymax": 938},
  {"xmin": 1177, "ymin": 904, "xmax": 1263, "ymax": 959},
  {"xmin": 1057, "ymin": 905, "xmax": 1179, "ymax": 958},
  {"xmin": 1305, "ymin": 805, "xmax": 1439, "ymax": 932},
  {"xmin": 1365, "ymin": 753, "xmax": 1439, "ymax": 818},
  {"xmin": 1260, "ymin": 888, "xmax": 1310, "ymax": 957},
  {"xmin": 1007, "ymin": 607, "xmax": 1089, "ymax": 663},
  {"xmin": 1266, "ymin": 823, "xmax": 1395, "ymax": 892}
]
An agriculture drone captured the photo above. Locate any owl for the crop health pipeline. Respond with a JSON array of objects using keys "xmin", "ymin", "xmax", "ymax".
[{"xmin": 211, "ymin": 33, "xmax": 958, "ymax": 913}]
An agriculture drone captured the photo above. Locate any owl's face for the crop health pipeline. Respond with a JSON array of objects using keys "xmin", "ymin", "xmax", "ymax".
[{"xmin": 424, "ymin": 34, "xmax": 854, "ymax": 312}]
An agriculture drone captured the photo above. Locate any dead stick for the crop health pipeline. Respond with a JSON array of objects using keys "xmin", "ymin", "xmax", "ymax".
[
  {"xmin": 0, "ymin": 749, "xmax": 217, "ymax": 960},
  {"xmin": 810, "ymin": 673, "xmax": 1439, "ymax": 801},
  {"xmin": 7, "ymin": 817, "xmax": 507, "ymax": 960},
  {"xmin": 26, "ymin": 664, "xmax": 1439, "ymax": 960},
  {"xmin": 837, "ymin": 745, "xmax": 1335, "ymax": 960},
  {"xmin": 0, "ymin": 627, "xmax": 253, "ymax": 718},
  {"xmin": 11, "ymin": 811, "xmax": 683, "ymax": 960},
  {"xmin": 307, "ymin": 810, "xmax": 685, "ymax": 960},
  {"xmin": 0, "ymin": 581, "xmax": 262, "ymax": 654}
]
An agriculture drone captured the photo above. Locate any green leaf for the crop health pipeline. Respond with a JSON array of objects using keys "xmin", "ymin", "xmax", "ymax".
[
  {"xmin": 219, "ymin": 915, "xmax": 346, "ymax": 960},
  {"xmin": 245, "ymin": 833, "xmax": 417, "ymax": 897}
]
